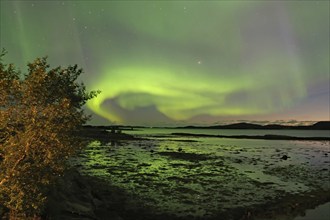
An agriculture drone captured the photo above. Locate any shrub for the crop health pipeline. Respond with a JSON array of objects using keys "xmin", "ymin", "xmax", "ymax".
[{"xmin": 0, "ymin": 50, "xmax": 99, "ymax": 218}]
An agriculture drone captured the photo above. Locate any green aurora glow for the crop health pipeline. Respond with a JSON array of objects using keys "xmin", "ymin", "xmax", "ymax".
[{"xmin": 1, "ymin": 1, "xmax": 329, "ymax": 125}]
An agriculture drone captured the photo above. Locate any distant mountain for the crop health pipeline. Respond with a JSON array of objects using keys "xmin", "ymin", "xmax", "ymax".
[
  {"xmin": 178, "ymin": 121, "xmax": 330, "ymax": 130},
  {"xmin": 311, "ymin": 121, "xmax": 330, "ymax": 130},
  {"xmin": 263, "ymin": 124, "xmax": 289, "ymax": 129},
  {"xmin": 209, "ymin": 123, "xmax": 263, "ymax": 129}
]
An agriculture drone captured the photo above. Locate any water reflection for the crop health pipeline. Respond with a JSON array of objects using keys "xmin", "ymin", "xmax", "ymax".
[{"xmin": 73, "ymin": 136, "xmax": 330, "ymax": 218}]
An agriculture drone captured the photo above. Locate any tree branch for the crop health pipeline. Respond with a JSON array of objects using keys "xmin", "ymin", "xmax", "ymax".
[
  {"xmin": 0, "ymin": 153, "xmax": 26, "ymax": 186},
  {"xmin": 0, "ymin": 138, "xmax": 32, "ymax": 186}
]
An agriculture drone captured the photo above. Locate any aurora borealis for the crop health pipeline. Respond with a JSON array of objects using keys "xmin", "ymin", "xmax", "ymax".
[{"xmin": 1, "ymin": 1, "xmax": 329, "ymax": 125}]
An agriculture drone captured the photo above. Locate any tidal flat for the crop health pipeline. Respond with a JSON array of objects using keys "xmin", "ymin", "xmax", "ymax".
[{"xmin": 70, "ymin": 129, "xmax": 330, "ymax": 220}]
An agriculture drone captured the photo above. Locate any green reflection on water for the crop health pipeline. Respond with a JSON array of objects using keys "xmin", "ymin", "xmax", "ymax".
[{"xmin": 74, "ymin": 138, "xmax": 330, "ymax": 217}]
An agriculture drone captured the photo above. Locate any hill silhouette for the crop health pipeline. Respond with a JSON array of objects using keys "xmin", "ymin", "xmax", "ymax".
[{"xmin": 179, "ymin": 121, "xmax": 330, "ymax": 130}]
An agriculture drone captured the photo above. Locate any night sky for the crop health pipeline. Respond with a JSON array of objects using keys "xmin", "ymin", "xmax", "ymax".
[{"xmin": 1, "ymin": 1, "xmax": 329, "ymax": 126}]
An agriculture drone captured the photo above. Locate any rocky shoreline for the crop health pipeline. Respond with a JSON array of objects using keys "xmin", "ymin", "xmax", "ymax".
[
  {"xmin": 46, "ymin": 129, "xmax": 330, "ymax": 220},
  {"xmin": 42, "ymin": 169, "xmax": 330, "ymax": 220}
]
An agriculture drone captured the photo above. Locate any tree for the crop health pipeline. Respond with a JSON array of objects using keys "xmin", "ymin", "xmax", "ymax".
[{"xmin": 0, "ymin": 50, "xmax": 99, "ymax": 219}]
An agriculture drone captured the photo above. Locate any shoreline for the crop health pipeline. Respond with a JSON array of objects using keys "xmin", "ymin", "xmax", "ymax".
[
  {"xmin": 171, "ymin": 132, "xmax": 330, "ymax": 141},
  {"xmin": 44, "ymin": 169, "xmax": 330, "ymax": 220},
  {"xmin": 78, "ymin": 126, "xmax": 330, "ymax": 142},
  {"xmin": 3, "ymin": 128, "xmax": 328, "ymax": 219}
]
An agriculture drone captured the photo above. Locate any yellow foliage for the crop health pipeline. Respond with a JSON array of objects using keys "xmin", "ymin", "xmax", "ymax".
[{"xmin": 0, "ymin": 51, "xmax": 99, "ymax": 218}]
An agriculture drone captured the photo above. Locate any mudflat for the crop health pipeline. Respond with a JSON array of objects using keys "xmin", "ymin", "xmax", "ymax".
[{"xmin": 55, "ymin": 129, "xmax": 330, "ymax": 220}]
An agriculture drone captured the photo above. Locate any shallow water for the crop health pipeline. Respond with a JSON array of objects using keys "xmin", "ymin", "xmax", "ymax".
[
  {"xmin": 293, "ymin": 202, "xmax": 330, "ymax": 220},
  {"xmin": 73, "ymin": 130, "xmax": 330, "ymax": 218},
  {"xmin": 125, "ymin": 128, "xmax": 330, "ymax": 138},
  {"xmin": 260, "ymin": 202, "xmax": 330, "ymax": 220}
]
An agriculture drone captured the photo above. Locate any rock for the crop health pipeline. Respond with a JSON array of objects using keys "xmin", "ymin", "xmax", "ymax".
[
  {"xmin": 45, "ymin": 170, "xmax": 98, "ymax": 219},
  {"xmin": 63, "ymin": 200, "xmax": 94, "ymax": 217}
]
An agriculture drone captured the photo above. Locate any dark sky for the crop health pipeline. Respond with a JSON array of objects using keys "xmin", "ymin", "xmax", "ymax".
[{"xmin": 1, "ymin": 1, "xmax": 329, "ymax": 126}]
